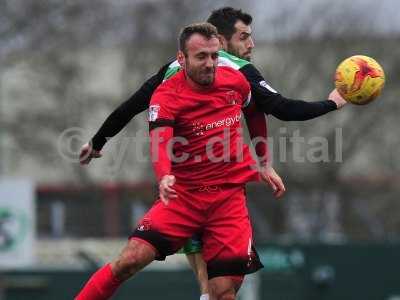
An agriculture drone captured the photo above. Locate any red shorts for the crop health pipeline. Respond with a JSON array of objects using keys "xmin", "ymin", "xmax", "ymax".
[{"xmin": 130, "ymin": 183, "xmax": 263, "ymax": 279}]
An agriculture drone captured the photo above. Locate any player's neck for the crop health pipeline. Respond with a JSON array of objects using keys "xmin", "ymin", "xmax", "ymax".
[{"xmin": 219, "ymin": 45, "xmax": 227, "ymax": 53}]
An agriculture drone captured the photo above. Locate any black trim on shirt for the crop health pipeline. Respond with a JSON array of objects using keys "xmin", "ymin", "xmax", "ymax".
[{"xmin": 149, "ymin": 119, "xmax": 175, "ymax": 131}]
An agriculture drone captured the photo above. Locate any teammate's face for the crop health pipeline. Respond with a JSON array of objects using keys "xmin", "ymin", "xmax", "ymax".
[
  {"xmin": 178, "ymin": 34, "xmax": 219, "ymax": 87},
  {"xmin": 226, "ymin": 20, "xmax": 254, "ymax": 61}
]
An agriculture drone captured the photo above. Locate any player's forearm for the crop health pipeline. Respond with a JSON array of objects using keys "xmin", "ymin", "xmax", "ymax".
[
  {"xmin": 270, "ymin": 97, "xmax": 337, "ymax": 121},
  {"xmin": 240, "ymin": 64, "xmax": 337, "ymax": 121},
  {"xmin": 150, "ymin": 126, "xmax": 173, "ymax": 181},
  {"xmin": 243, "ymin": 103, "xmax": 269, "ymax": 165},
  {"xmin": 91, "ymin": 97, "xmax": 145, "ymax": 150}
]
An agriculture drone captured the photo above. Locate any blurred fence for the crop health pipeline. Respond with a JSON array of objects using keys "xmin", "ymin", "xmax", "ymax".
[
  {"xmin": 36, "ymin": 180, "xmax": 400, "ymax": 243},
  {"xmin": 36, "ymin": 182, "xmax": 155, "ymax": 238}
]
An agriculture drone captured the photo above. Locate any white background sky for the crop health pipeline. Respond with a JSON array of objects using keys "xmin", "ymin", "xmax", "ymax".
[{"xmin": 246, "ymin": 0, "xmax": 400, "ymax": 40}]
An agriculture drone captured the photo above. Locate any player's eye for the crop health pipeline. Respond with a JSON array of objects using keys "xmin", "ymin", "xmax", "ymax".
[
  {"xmin": 211, "ymin": 53, "xmax": 219, "ymax": 60},
  {"xmin": 196, "ymin": 54, "xmax": 206, "ymax": 59},
  {"xmin": 240, "ymin": 33, "xmax": 251, "ymax": 41}
]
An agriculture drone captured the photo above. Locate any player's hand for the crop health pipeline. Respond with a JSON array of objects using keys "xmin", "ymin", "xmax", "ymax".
[
  {"xmin": 260, "ymin": 166, "xmax": 286, "ymax": 198},
  {"xmin": 328, "ymin": 88, "xmax": 347, "ymax": 109},
  {"xmin": 79, "ymin": 142, "xmax": 102, "ymax": 165},
  {"xmin": 159, "ymin": 175, "xmax": 177, "ymax": 205}
]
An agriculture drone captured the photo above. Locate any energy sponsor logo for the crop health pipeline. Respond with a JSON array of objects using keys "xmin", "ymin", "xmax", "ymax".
[{"xmin": 193, "ymin": 113, "xmax": 242, "ymax": 136}]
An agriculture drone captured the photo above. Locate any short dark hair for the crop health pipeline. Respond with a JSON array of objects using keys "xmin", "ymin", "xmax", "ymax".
[
  {"xmin": 179, "ymin": 22, "xmax": 218, "ymax": 54},
  {"xmin": 207, "ymin": 7, "xmax": 252, "ymax": 40}
]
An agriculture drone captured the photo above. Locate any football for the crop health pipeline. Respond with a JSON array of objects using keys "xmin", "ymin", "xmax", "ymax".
[{"xmin": 334, "ymin": 55, "xmax": 385, "ymax": 105}]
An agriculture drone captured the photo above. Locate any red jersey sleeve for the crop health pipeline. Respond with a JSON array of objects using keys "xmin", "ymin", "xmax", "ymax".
[
  {"xmin": 150, "ymin": 126, "xmax": 173, "ymax": 180},
  {"xmin": 148, "ymin": 83, "xmax": 178, "ymax": 127},
  {"xmin": 148, "ymin": 81, "xmax": 178, "ymax": 180}
]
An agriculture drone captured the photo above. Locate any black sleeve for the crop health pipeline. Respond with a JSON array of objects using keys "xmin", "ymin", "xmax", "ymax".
[
  {"xmin": 91, "ymin": 63, "xmax": 171, "ymax": 151},
  {"xmin": 239, "ymin": 64, "xmax": 337, "ymax": 121}
]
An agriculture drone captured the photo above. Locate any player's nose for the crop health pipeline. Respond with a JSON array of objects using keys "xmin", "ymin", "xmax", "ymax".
[
  {"xmin": 248, "ymin": 37, "xmax": 255, "ymax": 49},
  {"xmin": 205, "ymin": 56, "xmax": 214, "ymax": 68}
]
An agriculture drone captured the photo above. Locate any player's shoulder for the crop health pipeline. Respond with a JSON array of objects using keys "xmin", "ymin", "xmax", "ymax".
[
  {"xmin": 218, "ymin": 66, "xmax": 249, "ymax": 87},
  {"xmin": 155, "ymin": 70, "xmax": 183, "ymax": 94},
  {"xmin": 150, "ymin": 71, "xmax": 183, "ymax": 107},
  {"xmin": 238, "ymin": 63, "xmax": 265, "ymax": 81},
  {"xmin": 218, "ymin": 66, "xmax": 246, "ymax": 80},
  {"xmin": 163, "ymin": 60, "xmax": 181, "ymax": 81},
  {"xmin": 217, "ymin": 66, "xmax": 250, "ymax": 98}
]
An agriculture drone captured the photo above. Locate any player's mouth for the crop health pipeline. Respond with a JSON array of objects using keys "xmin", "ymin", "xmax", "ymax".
[
  {"xmin": 243, "ymin": 51, "xmax": 252, "ymax": 59},
  {"xmin": 202, "ymin": 67, "xmax": 215, "ymax": 75},
  {"xmin": 200, "ymin": 71, "xmax": 215, "ymax": 80},
  {"xmin": 197, "ymin": 70, "xmax": 215, "ymax": 85}
]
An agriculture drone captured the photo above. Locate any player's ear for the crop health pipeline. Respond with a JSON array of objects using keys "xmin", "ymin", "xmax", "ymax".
[
  {"xmin": 217, "ymin": 34, "xmax": 228, "ymax": 50},
  {"xmin": 177, "ymin": 50, "xmax": 185, "ymax": 67}
]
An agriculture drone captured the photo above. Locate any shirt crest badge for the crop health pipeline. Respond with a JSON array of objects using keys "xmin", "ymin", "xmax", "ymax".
[
  {"xmin": 225, "ymin": 90, "xmax": 239, "ymax": 105},
  {"xmin": 148, "ymin": 105, "xmax": 160, "ymax": 121}
]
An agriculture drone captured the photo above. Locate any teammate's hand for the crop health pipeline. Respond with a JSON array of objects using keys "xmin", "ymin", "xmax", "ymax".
[
  {"xmin": 159, "ymin": 175, "xmax": 177, "ymax": 205},
  {"xmin": 260, "ymin": 166, "xmax": 286, "ymax": 198},
  {"xmin": 79, "ymin": 142, "xmax": 102, "ymax": 165},
  {"xmin": 328, "ymin": 88, "xmax": 347, "ymax": 109}
]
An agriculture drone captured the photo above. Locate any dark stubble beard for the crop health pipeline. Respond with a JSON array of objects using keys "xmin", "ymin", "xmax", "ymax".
[
  {"xmin": 227, "ymin": 43, "xmax": 252, "ymax": 61},
  {"xmin": 186, "ymin": 61, "xmax": 215, "ymax": 87}
]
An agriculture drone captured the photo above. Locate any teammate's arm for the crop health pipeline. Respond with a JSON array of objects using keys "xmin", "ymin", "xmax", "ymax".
[
  {"xmin": 239, "ymin": 75, "xmax": 286, "ymax": 198},
  {"xmin": 242, "ymin": 101, "xmax": 268, "ymax": 164},
  {"xmin": 240, "ymin": 64, "xmax": 345, "ymax": 121},
  {"xmin": 79, "ymin": 63, "xmax": 170, "ymax": 165}
]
